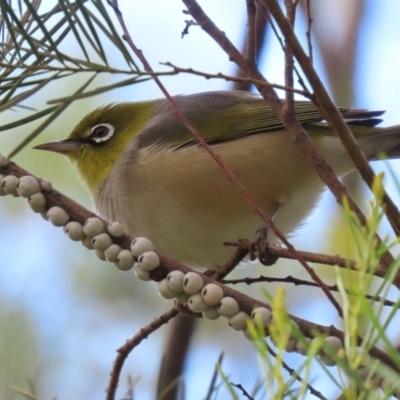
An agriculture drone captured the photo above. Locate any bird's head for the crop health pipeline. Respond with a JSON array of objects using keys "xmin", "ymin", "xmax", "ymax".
[{"xmin": 35, "ymin": 102, "xmax": 154, "ymax": 192}]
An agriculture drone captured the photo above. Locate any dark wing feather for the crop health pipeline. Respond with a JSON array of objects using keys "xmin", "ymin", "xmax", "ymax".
[{"xmin": 135, "ymin": 91, "xmax": 385, "ymax": 149}]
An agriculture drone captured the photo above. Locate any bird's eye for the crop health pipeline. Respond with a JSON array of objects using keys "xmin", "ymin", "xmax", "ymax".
[{"xmin": 90, "ymin": 123, "xmax": 115, "ymax": 143}]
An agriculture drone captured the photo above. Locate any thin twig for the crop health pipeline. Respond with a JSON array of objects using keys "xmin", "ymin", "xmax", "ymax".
[
  {"xmin": 162, "ymin": 62, "xmax": 310, "ymax": 97},
  {"xmin": 106, "ymin": 307, "xmax": 179, "ymax": 400},
  {"xmin": 222, "ymin": 275, "xmax": 396, "ymax": 307},
  {"xmin": 245, "ymin": 0, "xmax": 257, "ymax": 64},
  {"xmin": 267, "ymin": 345, "xmax": 328, "ymax": 400},
  {"xmin": 305, "ymin": 0, "xmax": 313, "ymax": 63}
]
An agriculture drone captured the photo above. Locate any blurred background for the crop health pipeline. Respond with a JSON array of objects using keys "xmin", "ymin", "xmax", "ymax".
[{"xmin": 1, "ymin": 0, "xmax": 400, "ymax": 399}]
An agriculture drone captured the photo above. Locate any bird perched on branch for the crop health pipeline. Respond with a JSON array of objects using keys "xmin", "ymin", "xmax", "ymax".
[{"xmin": 35, "ymin": 91, "xmax": 400, "ymax": 268}]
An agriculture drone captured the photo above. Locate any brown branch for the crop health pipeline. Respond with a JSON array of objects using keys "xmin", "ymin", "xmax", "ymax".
[
  {"xmin": 106, "ymin": 307, "xmax": 179, "ymax": 400},
  {"xmin": 304, "ymin": 0, "xmax": 313, "ymax": 63},
  {"xmin": 0, "ymin": 160, "xmax": 398, "ymax": 373},
  {"xmin": 260, "ymin": 0, "xmax": 400, "ymax": 239},
  {"xmin": 245, "ymin": 0, "xmax": 257, "ymax": 64},
  {"xmin": 223, "ymin": 242, "xmax": 389, "ymax": 281},
  {"xmin": 222, "ymin": 275, "xmax": 396, "ymax": 307},
  {"xmin": 162, "ymin": 62, "xmax": 310, "ymax": 97}
]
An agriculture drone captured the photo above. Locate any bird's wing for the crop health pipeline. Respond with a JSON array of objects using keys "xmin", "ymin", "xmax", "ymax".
[{"xmin": 135, "ymin": 91, "xmax": 384, "ymax": 149}]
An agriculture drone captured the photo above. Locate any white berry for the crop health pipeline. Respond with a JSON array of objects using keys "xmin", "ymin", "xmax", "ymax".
[
  {"xmin": 228, "ymin": 311, "xmax": 249, "ymax": 331},
  {"xmin": 201, "ymin": 283, "xmax": 223, "ymax": 306},
  {"xmin": 295, "ymin": 337, "xmax": 311, "ymax": 356},
  {"xmin": 16, "ymin": 176, "xmax": 41, "ymax": 197},
  {"xmin": 28, "ymin": 192, "xmax": 46, "ymax": 212},
  {"xmin": 166, "ymin": 270, "xmax": 185, "ymax": 293},
  {"xmin": 138, "ymin": 251, "xmax": 160, "ymax": 272},
  {"xmin": 114, "ymin": 249, "xmax": 134, "ymax": 271},
  {"xmin": 188, "ymin": 293, "xmax": 210, "ymax": 312},
  {"xmin": 0, "ymin": 175, "xmax": 5, "ymax": 196},
  {"xmin": 0, "ymin": 154, "xmax": 9, "ymax": 167},
  {"xmin": 183, "ymin": 272, "xmax": 203, "ymax": 295},
  {"xmin": 175, "ymin": 292, "xmax": 190, "ymax": 303},
  {"xmin": 2, "ymin": 175, "xmax": 18, "ymax": 196},
  {"xmin": 104, "ymin": 244, "xmax": 122, "ymax": 262},
  {"xmin": 130, "ymin": 237, "xmax": 154, "ymax": 258},
  {"xmin": 95, "ymin": 249, "xmax": 106, "ymax": 261},
  {"xmin": 83, "ymin": 217, "xmax": 104, "ymax": 238},
  {"xmin": 82, "ymin": 236, "xmax": 94, "ymax": 250},
  {"xmin": 64, "ymin": 221, "xmax": 85, "ymax": 241},
  {"xmin": 322, "ymin": 336, "xmax": 343, "ymax": 356},
  {"xmin": 251, "ymin": 307, "xmax": 272, "ymax": 327},
  {"xmin": 40, "ymin": 180, "xmax": 53, "ymax": 191},
  {"xmin": 134, "ymin": 265, "xmax": 151, "ymax": 281},
  {"xmin": 91, "ymin": 233, "xmax": 112, "ymax": 251},
  {"xmin": 107, "ymin": 221, "xmax": 124, "ymax": 237},
  {"xmin": 202, "ymin": 307, "xmax": 220, "ymax": 320},
  {"xmin": 158, "ymin": 279, "xmax": 177, "ymax": 299},
  {"xmin": 47, "ymin": 206, "xmax": 69, "ymax": 226},
  {"xmin": 218, "ymin": 297, "xmax": 240, "ymax": 318},
  {"xmin": 285, "ymin": 338, "xmax": 297, "ymax": 353},
  {"xmin": 319, "ymin": 353, "xmax": 336, "ymax": 367}
]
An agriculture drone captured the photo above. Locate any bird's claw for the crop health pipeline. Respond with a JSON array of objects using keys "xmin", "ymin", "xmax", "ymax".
[{"xmin": 250, "ymin": 225, "xmax": 279, "ymax": 266}]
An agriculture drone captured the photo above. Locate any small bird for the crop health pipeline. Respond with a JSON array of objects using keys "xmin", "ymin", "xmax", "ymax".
[{"xmin": 35, "ymin": 91, "xmax": 400, "ymax": 268}]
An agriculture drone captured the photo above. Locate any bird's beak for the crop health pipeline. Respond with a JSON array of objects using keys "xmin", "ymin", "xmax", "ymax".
[{"xmin": 34, "ymin": 139, "xmax": 83, "ymax": 155}]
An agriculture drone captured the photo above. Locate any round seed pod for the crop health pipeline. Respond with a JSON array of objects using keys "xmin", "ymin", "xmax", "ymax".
[
  {"xmin": 40, "ymin": 180, "xmax": 53, "ymax": 191},
  {"xmin": 202, "ymin": 307, "xmax": 220, "ymax": 320},
  {"xmin": 158, "ymin": 279, "xmax": 177, "ymax": 299},
  {"xmin": 64, "ymin": 221, "xmax": 85, "ymax": 241},
  {"xmin": 16, "ymin": 176, "xmax": 41, "ymax": 198},
  {"xmin": 0, "ymin": 154, "xmax": 9, "ymax": 167},
  {"xmin": 130, "ymin": 237, "xmax": 154, "ymax": 258},
  {"xmin": 114, "ymin": 249, "xmax": 134, "ymax": 271},
  {"xmin": 348, "ymin": 346, "xmax": 370, "ymax": 366},
  {"xmin": 166, "ymin": 270, "xmax": 185, "ymax": 293},
  {"xmin": 91, "ymin": 233, "xmax": 112, "ymax": 251},
  {"xmin": 82, "ymin": 236, "xmax": 94, "ymax": 250},
  {"xmin": 322, "ymin": 336, "xmax": 343, "ymax": 357},
  {"xmin": 104, "ymin": 244, "xmax": 122, "ymax": 262},
  {"xmin": 134, "ymin": 265, "xmax": 151, "ymax": 281},
  {"xmin": 188, "ymin": 293, "xmax": 210, "ymax": 312},
  {"xmin": 83, "ymin": 217, "xmax": 105, "ymax": 238},
  {"xmin": 228, "ymin": 311, "xmax": 249, "ymax": 331},
  {"xmin": 138, "ymin": 251, "xmax": 160, "ymax": 272},
  {"xmin": 295, "ymin": 337, "xmax": 311, "ymax": 356},
  {"xmin": 285, "ymin": 338, "xmax": 297, "ymax": 353},
  {"xmin": 183, "ymin": 272, "xmax": 204, "ymax": 295},
  {"xmin": 217, "ymin": 297, "xmax": 240, "ymax": 318},
  {"xmin": 40, "ymin": 211, "xmax": 48, "ymax": 221},
  {"xmin": 2, "ymin": 175, "xmax": 18, "ymax": 196},
  {"xmin": 28, "ymin": 192, "xmax": 47, "ymax": 212},
  {"xmin": 243, "ymin": 327, "xmax": 255, "ymax": 341},
  {"xmin": 47, "ymin": 206, "xmax": 69, "ymax": 226},
  {"xmin": 95, "ymin": 249, "xmax": 106, "ymax": 261},
  {"xmin": 175, "ymin": 292, "xmax": 190, "ymax": 304},
  {"xmin": 201, "ymin": 283, "xmax": 223, "ymax": 306},
  {"xmin": 251, "ymin": 307, "xmax": 272, "ymax": 327},
  {"xmin": 319, "ymin": 353, "xmax": 336, "ymax": 367},
  {"xmin": 107, "ymin": 221, "xmax": 124, "ymax": 237},
  {"xmin": 0, "ymin": 175, "xmax": 5, "ymax": 196}
]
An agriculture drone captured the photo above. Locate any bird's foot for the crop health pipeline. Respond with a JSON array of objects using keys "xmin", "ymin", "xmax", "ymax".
[{"xmin": 250, "ymin": 225, "xmax": 279, "ymax": 266}]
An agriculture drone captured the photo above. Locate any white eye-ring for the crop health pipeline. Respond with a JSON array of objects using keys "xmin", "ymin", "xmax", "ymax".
[{"xmin": 90, "ymin": 123, "xmax": 115, "ymax": 143}]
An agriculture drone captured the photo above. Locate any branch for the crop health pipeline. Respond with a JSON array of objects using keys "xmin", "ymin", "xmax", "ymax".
[
  {"xmin": 106, "ymin": 307, "xmax": 178, "ymax": 400},
  {"xmin": 0, "ymin": 159, "xmax": 397, "ymax": 373}
]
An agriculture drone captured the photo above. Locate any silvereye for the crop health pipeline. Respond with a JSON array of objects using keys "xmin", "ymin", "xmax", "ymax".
[{"xmin": 35, "ymin": 91, "xmax": 400, "ymax": 268}]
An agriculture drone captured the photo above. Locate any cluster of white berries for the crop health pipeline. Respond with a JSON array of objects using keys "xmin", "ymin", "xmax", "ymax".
[
  {"xmin": 1, "ymin": 154, "xmax": 398, "ymax": 395},
  {"xmin": 0, "ymin": 154, "xmax": 162, "ymax": 274}
]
